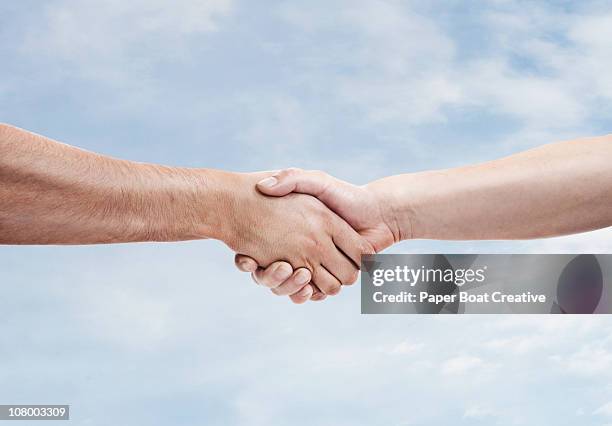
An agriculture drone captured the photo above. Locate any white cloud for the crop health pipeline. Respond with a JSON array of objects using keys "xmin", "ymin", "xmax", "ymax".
[
  {"xmin": 21, "ymin": 0, "xmax": 233, "ymax": 86},
  {"xmin": 529, "ymin": 228, "xmax": 612, "ymax": 253},
  {"xmin": 441, "ymin": 355, "xmax": 485, "ymax": 376},
  {"xmin": 463, "ymin": 59, "xmax": 586, "ymax": 128},
  {"xmin": 277, "ymin": 1, "xmax": 612, "ymax": 149},
  {"xmin": 338, "ymin": 1, "xmax": 461, "ymax": 124},
  {"xmin": 464, "ymin": 404, "xmax": 494, "ymax": 419},
  {"xmin": 485, "ymin": 334, "xmax": 547, "ymax": 355},
  {"xmin": 76, "ymin": 286, "xmax": 172, "ymax": 349},
  {"xmin": 3, "ymin": 1, "xmax": 612, "ymax": 424},
  {"xmin": 234, "ymin": 93, "xmax": 312, "ymax": 163},
  {"xmin": 594, "ymin": 401, "xmax": 612, "ymax": 417},
  {"xmin": 385, "ymin": 340, "xmax": 424, "ymax": 355},
  {"xmin": 277, "ymin": 1, "xmax": 461, "ymax": 126},
  {"xmin": 472, "ymin": 6, "xmax": 612, "ymax": 132},
  {"xmin": 232, "ymin": 92, "xmax": 392, "ymax": 183},
  {"xmin": 551, "ymin": 345, "xmax": 612, "ymax": 377}
]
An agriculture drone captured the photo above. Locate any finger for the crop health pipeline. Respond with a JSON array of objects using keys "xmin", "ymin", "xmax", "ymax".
[
  {"xmin": 308, "ymin": 283, "xmax": 327, "ymax": 301},
  {"xmin": 310, "ymin": 286, "xmax": 328, "ymax": 301},
  {"xmin": 330, "ymin": 215, "xmax": 374, "ymax": 267},
  {"xmin": 289, "ymin": 284, "xmax": 314, "ymax": 304},
  {"xmin": 253, "ymin": 261, "xmax": 294, "ymax": 288},
  {"xmin": 256, "ymin": 168, "xmax": 332, "ymax": 198},
  {"xmin": 322, "ymin": 245, "xmax": 359, "ymax": 286},
  {"xmin": 234, "ymin": 254, "xmax": 258, "ymax": 273},
  {"xmin": 271, "ymin": 268, "xmax": 312, "ymax": 296},
  {"xmin": 312, "ymin": 265, "xmax": 342, "ymax": 296}
]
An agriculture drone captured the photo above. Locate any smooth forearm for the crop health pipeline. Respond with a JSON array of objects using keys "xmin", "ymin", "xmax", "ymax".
[
  {"xmin": 0, "ymin": 123, "xmax": 237, "ymax": 244},
  {"xmin": 369, "ymin": 135, "xmax": 612, "ymax": 240}
]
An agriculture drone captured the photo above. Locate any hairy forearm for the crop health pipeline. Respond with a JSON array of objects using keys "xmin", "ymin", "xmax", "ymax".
[
  {"xmin": 370, "ymin": 135, "xmax": 612, "ymax": 241},
  {"xmin": 0, "ymin": 123, "xmax": 236, "ymax": 244}
]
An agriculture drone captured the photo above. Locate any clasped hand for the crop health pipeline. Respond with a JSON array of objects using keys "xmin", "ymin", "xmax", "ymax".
[{"xmin": 231, "ymin": 169, "xmax": 398, "ymax": 304}]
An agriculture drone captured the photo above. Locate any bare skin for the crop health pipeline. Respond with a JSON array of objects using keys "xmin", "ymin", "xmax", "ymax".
[
  {"xmin": 0, "ymin": 123, "xmax": 374, "ymax": 296},
  {"xmin": 237, "ymin": 135, "xmax": 612, "ymax": 302}
]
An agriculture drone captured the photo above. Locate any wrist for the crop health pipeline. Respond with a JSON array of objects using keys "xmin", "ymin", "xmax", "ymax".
[
  {"xmin": 183, "ymin": 168, "xmax": 241, "ymax": 243},
  {"xmin": 191, "ymin": 170, "xmax": 273, "ymax": 248},
  {"xmin": 125, "ymin": 165, "xmax": 243, "ymax": 243},
  {"xmin": 366, "ymin": 174, "xmax": 423, "ymax": 242},
  {"xmin": 199, "ymin": 170, "xmax": 251, "ymax": 246},
  {"xmin": 364, "ymin": 179, "xmax": 405, "ymax": 243},
  {"xmin": 179, "ymin": 169, "xmax": 256, "ymax": 244}
]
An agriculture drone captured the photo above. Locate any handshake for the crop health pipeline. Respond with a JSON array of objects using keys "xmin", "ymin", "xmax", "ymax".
[
  {"xmin": 224, "ymin": 134, "xmax": 612, "ymax": 304},
  {"xmin": 226, "ymin": 168, "xmax": 399, "ymax": 304},
  {"xmin": 2, "ymin": 123, "xmax": 610, "ymax": 294}
]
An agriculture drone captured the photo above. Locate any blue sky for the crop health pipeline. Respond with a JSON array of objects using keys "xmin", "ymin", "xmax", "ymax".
[{"xmin": 1, "ymin": 0, "xmax": 612, "ymax": 425}]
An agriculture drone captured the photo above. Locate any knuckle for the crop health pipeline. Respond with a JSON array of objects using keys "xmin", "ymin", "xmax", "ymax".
[
  {"xmin": 303, "ymin": 194, "xmax": 324, "ymax": 211},
  {"xmin": 314, "ymin": 275, "xmax": 340, "ymax": 296},
  {"xmin": 310, "ymin": 169, "xmax": 327, "ymax": 179},
  {"xmin": 303, "ymin": 236, "xmax": 322, "ymax": 255},
  {"xmin": 274, "ymin": 262, "xmax": 293, "ymax": 279},
  {"xmin": 360, "ymin": 241, "xmax": 376, "ymax": 256},
  {"xmin": 283, "ymin": 167, "xmax": 303, "ymax": 177}
]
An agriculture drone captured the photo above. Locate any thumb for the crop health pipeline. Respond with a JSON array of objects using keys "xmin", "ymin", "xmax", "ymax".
[
  {"xmin": 256, "ymin": 168, "xmax": 331, "ymax": 198},
  {"xmin": 234, "ymin": 254, "xmax": 258, "ymax": 272}
]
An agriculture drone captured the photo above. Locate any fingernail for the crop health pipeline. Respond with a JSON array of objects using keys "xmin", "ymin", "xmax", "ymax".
[
  {"xmin": 258, "ymin": 176, "xmax": 278, "ymax": 187},
  {"xmin": 274, "ymin": 264, "xmax": 292, "ymax": 281},
  {"xmin": 295, "ymin": 286, "xmax": 312, "ymax": 300},
  {"xmin": 295, "ymin": 269, "xmax": 310, "ymax": 285},
  {"xmin": 239, "ymin": 260, "xmax": 255, "ymax": 272},
  {"xmin": 311, "ymin": 293, "xmax": 326, "ymax": 301},
  {"xmin": 298, "ymin": 285, "xmax": 312, "ymax": 296}
]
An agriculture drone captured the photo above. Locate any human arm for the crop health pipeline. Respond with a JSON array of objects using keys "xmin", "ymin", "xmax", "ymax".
[
  {"xmin": 369, "ymin": 135, "xmax": 612, "ymax": 240},
  {"xmin": 237, "ymin": 135, "xmax": 612, "ymax": 293},
  {"xmin": 0, "ymin": 123, "xmax": 370, "ymax": 294}
]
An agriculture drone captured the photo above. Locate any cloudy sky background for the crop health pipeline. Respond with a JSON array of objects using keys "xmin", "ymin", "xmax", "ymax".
[{"xmin": 1, "ymin": 0, "xmax": 612, "ymax": 424}]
